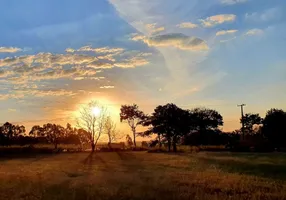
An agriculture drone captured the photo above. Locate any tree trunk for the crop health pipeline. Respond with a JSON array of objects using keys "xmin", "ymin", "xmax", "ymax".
[
  {"xmin": 167, "ymin": 138, "xmax": 171, "ymax": 152},
  {"xmin": 133, "ymin": 129, "xmax": 136, "ymax": 148},
  {"xmin": 54, "ymin": 142, "xmax": 58, "ymax": 150},
  {"xmin": 158, "ymin": 134, "xmax": 162, "ymax": 149},
  {"xmin": 172, "ymin": 136, "xmax": 177, "ymax": 153},
  {"xmin": 91, "ymin": 143, "xmax": 95, "ymax": 152}
]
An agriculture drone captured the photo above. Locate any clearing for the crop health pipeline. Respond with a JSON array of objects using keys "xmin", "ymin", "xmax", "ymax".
[{"xmin": 0, "ymin": 152, "xmax": 286, "ymax": 200}]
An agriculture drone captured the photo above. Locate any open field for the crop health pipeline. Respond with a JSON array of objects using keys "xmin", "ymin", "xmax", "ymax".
[{"xmin": 1, "ymin": 152, "xmax": 286, "ymax": 200}]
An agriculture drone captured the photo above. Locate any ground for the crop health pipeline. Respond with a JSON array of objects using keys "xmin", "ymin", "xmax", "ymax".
[{"xmin": 0, "ymin": 152, "xmax": 286, "ymax": 200}]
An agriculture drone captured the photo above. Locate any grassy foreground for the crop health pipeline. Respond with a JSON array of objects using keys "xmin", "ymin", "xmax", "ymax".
[{"xmin": 0, "ymin": 152, "xmax": 286, "ymax": 200}]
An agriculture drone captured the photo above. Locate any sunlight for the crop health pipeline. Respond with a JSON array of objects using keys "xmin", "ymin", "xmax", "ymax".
[{"xmin": 91, "ymin": 106, "xmax": 101, "ymax": 117}]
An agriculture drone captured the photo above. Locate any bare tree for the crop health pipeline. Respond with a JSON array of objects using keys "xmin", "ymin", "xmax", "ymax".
[
  {"xmin": 77, "ymin": 101, "xmax": 108, "ymax": 152},
  {"xmin": 105, "ymin": 116, "xmax": 117, "ymax": 144},
  {"xmin": 104, "ymin": 116, "xmax": 124, "ymax": 148}
]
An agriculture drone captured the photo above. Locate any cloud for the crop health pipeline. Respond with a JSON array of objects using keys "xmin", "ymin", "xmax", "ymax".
[
  {"xmin": 0, "ymin": 89, "xmax": 77, "ymax": 101},
  {"xmin": 145, "ymin": 23, "xmax": 165, "ymax": 34},
  {"xmin": 216, "ymin": 29, "xmax": 238, "ymax": 36},
  {"xmin": 200, "ymin": 14, "xmax": 236, "ymax": 27},
  {"xmin": 8, "ymin": 109, "xmax": 17, "ymax": 112},
  {"xmin": 177, "ymin": 22, "xmax": 198, "ymax": 29},
  {"xmin": 25, "ymin": 89, "xmax": 77, "ymax": 97},
  {"xmin": 132, "ymin": 33, "xmax": 209, "ymax": 51},
  {"xmin": 0, "ymin": 93, "xmax": 25, "ymax": 100},
  {"xmin": 0, "ymin": 70, "xmax": 13, "ymax": 78},
  {"xmin": 0, "ymin": 47, "xmax": 152, "ymax": 83},
  {"xmin": 65, "ymin": 46, "xmax": 124, "ymax": 54},
  {"xmin": 245, "ymin": 29, "xmax": 264, "ymax": 36},
  {"xmin": 220, "ymin": 37, "xmax": 237, "ymax": 43},
  {"xmin": 114, "ymin": 56, "xmax": 149, "ymax": 68},
  {"xmin": 0, "ymin": 47, "xmax": 22, "ymax": 53},
  {"xmin": 245, "ymin": 7, "xmax": 282, "ymax": 22},
  {"xmin": 99, "ymin": 86, "xmax": 115, "ymax": 89},
  {"xmin": 221, "ymin": 0, "xmax": 247, "ymax": 5}
]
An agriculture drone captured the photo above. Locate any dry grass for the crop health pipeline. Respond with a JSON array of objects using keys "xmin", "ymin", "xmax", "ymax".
[{"xmin": 0, "ymin": 152, "xmax": 286, "ymax": 200}]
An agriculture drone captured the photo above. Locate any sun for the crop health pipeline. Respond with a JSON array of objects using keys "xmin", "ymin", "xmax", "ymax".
[{"xmin": 91, "ymin": 106, "xmax": 101, "ymax": 116}]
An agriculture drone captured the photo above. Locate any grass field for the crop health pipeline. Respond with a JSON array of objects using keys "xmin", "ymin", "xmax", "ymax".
[{"xmin": 0, "ymin": 152, "xmax": 286, "ymax": 200}]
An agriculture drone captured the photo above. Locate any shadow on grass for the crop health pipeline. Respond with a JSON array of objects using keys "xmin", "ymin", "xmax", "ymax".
[
  {"xmin": 197, "ymin": 156, "xmax": 286, "ymax": 181},
  {"xmin": 0, "ymin": 153, "xmax": 57, "ymax": 162}
]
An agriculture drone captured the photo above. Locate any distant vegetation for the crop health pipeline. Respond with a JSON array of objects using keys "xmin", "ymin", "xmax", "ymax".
[{"xmin": 1, "ymin": 101, "xmax": 286, "ymax": 153}]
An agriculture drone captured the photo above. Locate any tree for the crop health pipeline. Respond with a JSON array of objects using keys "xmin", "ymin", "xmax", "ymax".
[
  {"xmin": 29, "ymin": 125, "xmax": 44, "ymax": 137},
  {"xmin": 77, "ymin": 128, "xmax": 91, "ymax": 149},
  {"xmin": 125, "ymin": 134, "xmax": 133, "ymax": 148},
  {"xmin": 0, "ymin": 122, "xmax": 25, "ymax": 145},
  {"xmin": 189, "ymin": 108, "xmax": 223, "ymax": 145},
  {"xmin": 142, "ymin": 103, "xmax": 190, "ymax": 152},
  {"xmin": 262, "ymin": 108, "xmax": 286, "ymax": 149},
  {"xmin": 104, "ymin": 116, "xmax": 122, "ymax": 148},
  {"xmin": 241, "ymin": 113, "xmax": 262, "ymax": 135},
  {"xmin": 120, "ymin": 104, "xmax": 146, "ymax": 147},
  {"xmin": 77, "ymin": 101, "xmax": 108, "ymax": 152},
  {"xmin": 42, "ymin": 123, "xmax": 65, "ymax": 149}
]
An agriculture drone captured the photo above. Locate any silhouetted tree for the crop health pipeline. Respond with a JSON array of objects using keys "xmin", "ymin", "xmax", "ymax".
[
  {"xmin": 142, "ymin": 104, "xmax": 190, "ymax": 152},
  {"xmin": 262, "ymin": 108, "xmax": 286, "ymax": 150},
  {"xmin": 0, "ymin": 122, "xmax": 25, "ymax": 145},
  {"xmin": 120, "ymin": 104, "xmax": 146, "ymax": 147},
  {"xmin": 104, "ymin": 116, "xmax": 117, "ymax": 146},
  {"xmin": 29, "ymin": 125, "xmax": 44, "ymax": 137},
  {"xmin": 77, "ymin": 101, "xmax": 108, "ymax": 152},
  {"xmin": 241, "ymin": 113, "xmax": 262, "ymax": 135},
  {"xmin": 42, "ymin": 123, "xmax": 64, "ymax": 149},
  {"xmin": 126, "ymin": 134, "xmax": 133, "ymax": 148},
  {"xmin": 77, "ymin": 128, "xmax": 91, "ymax": 149},
  {"xmin": 188, "ymin": 108, "xmax": 223, "ymax": 145}
]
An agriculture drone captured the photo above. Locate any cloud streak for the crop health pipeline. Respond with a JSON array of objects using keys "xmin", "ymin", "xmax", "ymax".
[
  {"xmin": 221, "ymin": 0, "xmax": 247, "ymax": 5},
  {"xmin": 177, "ymin": 22, "xmax": 198, "ymax": 29},
  {"xmin": 132, "ymin": 33, "xmax": 209, "ymax": 51},
  {"xmin": 0, "ymin": 47, "xmax": 22, "ymax": 53},
  {"xmin": 200, "ymin": 14, "xmax": 236, "ymax": 27},
  {"xmin": 245, "ymin": 29, "xmax": 264, "ymax": 36},
  {"xmin": 216, "ymin": 30, "xmax": 238, "ymax": 36}
]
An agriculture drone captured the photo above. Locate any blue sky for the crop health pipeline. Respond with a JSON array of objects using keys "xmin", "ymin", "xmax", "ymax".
[{"xmin": 0, "ymin": 0, "xmax": 285, "ymax": 132}]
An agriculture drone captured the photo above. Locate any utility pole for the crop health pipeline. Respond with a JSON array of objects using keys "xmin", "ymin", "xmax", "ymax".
[{"xmin": 237, "ymin": 104, "xmax": 246, "ymax": 140}]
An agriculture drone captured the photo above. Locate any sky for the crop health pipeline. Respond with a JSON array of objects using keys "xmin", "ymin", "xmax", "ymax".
[{"xmin": 0, "ymin": 0, "xmax": 286, "ymax": 133}]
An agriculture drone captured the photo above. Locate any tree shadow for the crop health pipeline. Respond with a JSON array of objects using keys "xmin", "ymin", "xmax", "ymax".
[
  {"xmin": 197, "ymin": 156, "xmax": 286, "ymax": 181},
  {"xmin": 82, "ymin": 152, "xmax": 108, "ymax": 172},
  {"xmin": 0, "ymin": 153, "xmax": 57, "ymax": 162}
]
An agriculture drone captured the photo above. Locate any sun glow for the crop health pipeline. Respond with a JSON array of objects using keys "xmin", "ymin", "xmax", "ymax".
[{"xmin": 91, "ymin": 106, "xmax": 101, "ymax": 116}]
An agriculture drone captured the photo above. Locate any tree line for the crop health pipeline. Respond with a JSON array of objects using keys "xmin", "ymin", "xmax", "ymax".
[
  {"xmin": 1, "ymin": 101, "xmax": 286, "ymax": 152},
  {"xmin": 120, "ymin": 104, "xmax": 286, "ymax": 152}
]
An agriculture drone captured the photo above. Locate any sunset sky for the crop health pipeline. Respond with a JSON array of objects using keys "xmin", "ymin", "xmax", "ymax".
[{"xmin": 0, "ymin": 0, "xmax": 285, "ymax": 133}]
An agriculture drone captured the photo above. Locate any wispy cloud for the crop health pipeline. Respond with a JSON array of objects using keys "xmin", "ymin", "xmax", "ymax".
[
  {"xmin": 0, "ymin": 47, "xmax": 152, "ymax": 84},
  {"xmin": 245, "ymin": 7, "xmax": 282, "ymax": 22},
  {"xmin": 66, "ymin": 46, "xmax": 124, "ymax": 54},
  {"xmin": 221, "ymin": 0, "xmax": 247, "ymax": 5},
  {"xmin": 8, "ymin": 108, "xmax": 17, "ymax": 112},
  {"xmin": 200, "ymin": 14, "xmax": 236, "ymax": 27},
  {"xmin": 145, "ymin": 23, "xmax": 165, "ymax": 34},
  {"xmin": 0, "ymin": 47, "xmax": 22, "ymax": 53},
  {"xmin": 245, "ymin": 29, "xmax": 264, "ymax": 36},
  {"xmin": 0, "ymin": 89, "xmax": 77, "ymax": 101},
  {"xmin": 0, "ymin": 93, "xmax": 25, "ymax": 100},
  {"xmin": 132, "ymin": 33, "xmax": 209, "ymax": 51},
  {"xmin": 220, "ymin": 37, "xmax": 237, "ymax": 43},
  {"xmin": 216, "ymin": 29, "xmax": 238, "ymax": 36},
  {"xmin": 177, "ymin": 22, "xmax": 198, "ymax": 29},
  {"xmin": 100, "ymin": 86, "xmax": 115, "ymax": 89}
]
